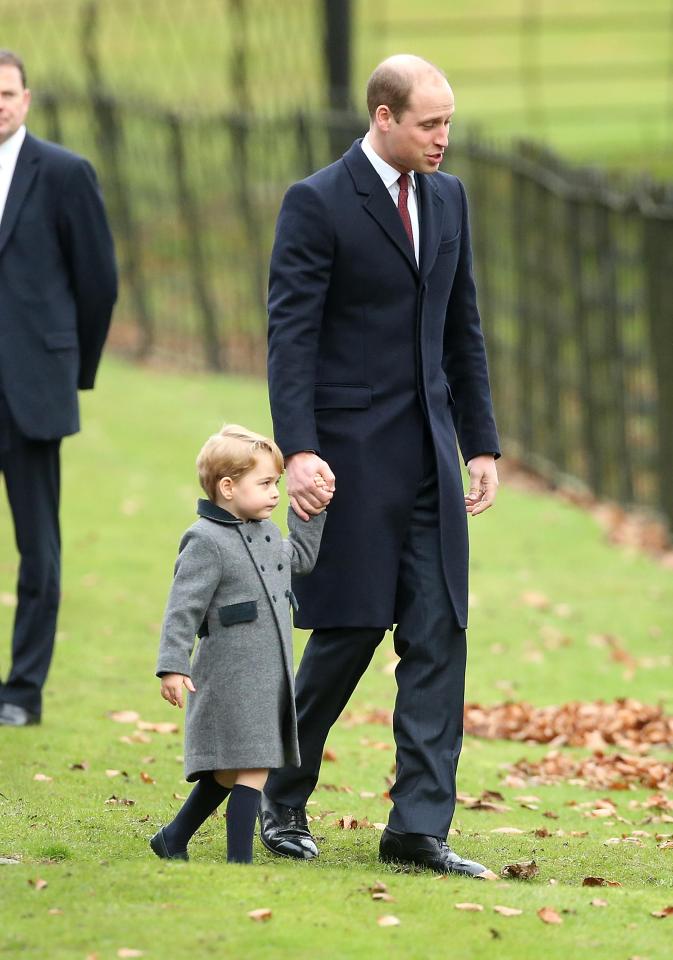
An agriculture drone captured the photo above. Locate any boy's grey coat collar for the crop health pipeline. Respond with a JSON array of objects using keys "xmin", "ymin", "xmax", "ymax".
[{"xmin": 196, "ymin": 498, "xmax": 246, "ymax": 525}]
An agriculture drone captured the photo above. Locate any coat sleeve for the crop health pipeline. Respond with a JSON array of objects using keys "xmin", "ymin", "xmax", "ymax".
[
  {"xmin": 282, "ymin": 507, "xmax": 326, "ymax": 575},
  {"xmin": 267, "ymin": 180, "xmax": 335, "ymax": 457},
  {"xmin": 57, "ymin": 158, "xmax": 118, "ymax": 390},
  {"xmin": 442, "ymin": 177, "xmax": 500, "ymax": 464},
  {"xmin": 155, "ymin": 528, "xmax": 222, "ymax": 678}
]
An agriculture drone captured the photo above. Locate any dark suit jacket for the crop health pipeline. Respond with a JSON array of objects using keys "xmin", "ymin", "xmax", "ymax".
[
  {"xmin": 267, "ymin": 140, "xmax": 500, "ymax": 630},
  {"xmin": 0, "ymin": 132, "xmax": 117, "ymax": 440}
]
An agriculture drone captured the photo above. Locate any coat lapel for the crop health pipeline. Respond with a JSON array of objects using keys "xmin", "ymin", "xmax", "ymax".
[
  {"xmin": 417, "ymin": 172, "xmax": 445, "ymax": 282},
  {"xmin": 343, "ymin": 140, "xmax": 418, "ymax": 276},
  {"xmin": 0, "ymin": 133, "xmax": 40, "ymax": 259}
]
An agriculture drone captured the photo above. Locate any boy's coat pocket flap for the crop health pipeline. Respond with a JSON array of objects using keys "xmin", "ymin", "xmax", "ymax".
[{"xmin": 218, "ymin": 600, "xmax": 258, "ymax": 627}]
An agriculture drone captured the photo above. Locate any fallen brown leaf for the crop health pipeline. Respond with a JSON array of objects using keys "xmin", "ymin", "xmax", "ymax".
[
  {"xmin": 108, "ymin": 711, "xmax": 140, "ymax": 724},
  {"xmin": 372, "ymin": 892, "xmax": 395, "ymax": 902},
  {"xmin": 538, "ymin": 906, "xmax": 562, "ymax": 925},
  {"xmin": 455, "ymin": 902, "xmax": 484, "ymax": 911},
  {"xmin": 582, "ymin": 877, "xmax": 622, "ymax": 887},
  {"xmin": 33, "ymin": 773, "xmax": 53, "ymax": 782},
  {"xmin": 491, "ymin": 827, "xmax": 524, "ymax": 834},
  {"xmin": 650, "ymin": 905, "xmax": 673, "ymax": 919},
  {"xmin": 248, "ymin": 908, "xmax": 272, "ymax": 922},
  {"xmin": 590, "ymin": 898, "xmax": 608, "ymax": 908},
  {"xmin": 493, "ymin": 905, "xmax": 523, "ymax": 917},
  {"xmin": 68, "ymin": 762, "xmax": 88, "ymax": 771},
  {"xmin": 136, "ymin": 721, "xmax": 178, "ymax": 734},
  {"xmin": 139, "ymin": 772, "xmax": 155, "ymax": 784},
  {"xmin": 29, "ymin": 878, "xmax": 48, "ymax": 891},
  {"xmin": 105, "ymin": 796, "xmax": 135, "ymax": 806},
  {"xmin": 47, "ymin": 908, "xmax": 63, "ymax": 915},
  {"xmin": 501, "ymin": 860, "xmax": 539, "ymax": 880},
  {"xmin": 117, "ymin": 951, "xmax": 144, "ymax": 959},
  {"xmin": 377, "ymin": 915, "xmax": 400, "ymax": 927},
  {"xmin": 323, "ymin": 748, "xmax": 337, "ymax": 761}
]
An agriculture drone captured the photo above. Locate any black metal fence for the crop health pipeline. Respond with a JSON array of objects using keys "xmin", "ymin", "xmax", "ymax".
[{"xmin": 26, "ymin": 92, "xmax": 673, "ymax": 530}]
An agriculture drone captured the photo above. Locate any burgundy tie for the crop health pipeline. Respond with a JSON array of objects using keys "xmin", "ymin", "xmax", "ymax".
[{"xmin": 397, "ymin": 173, "xmax": 414, "ymax": 252}]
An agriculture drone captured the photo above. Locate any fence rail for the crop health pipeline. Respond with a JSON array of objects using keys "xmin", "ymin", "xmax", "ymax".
[{"xmin": 26, "ymin": 91, "xmax": 673, "ymax": 530}]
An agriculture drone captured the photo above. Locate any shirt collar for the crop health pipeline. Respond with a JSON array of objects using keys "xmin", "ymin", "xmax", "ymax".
[
  {"xmin": 361, "ymin": 133, "xmax": 416, "ymax": 192},
  {"xmin": 0, "ymin": 125, "xmax": 27, "ymax": 168}
]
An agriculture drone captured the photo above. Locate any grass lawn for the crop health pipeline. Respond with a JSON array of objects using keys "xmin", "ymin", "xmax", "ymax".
[{"xmin": 1, "ymin": 357, "xmax": 672, "ymax": 959}]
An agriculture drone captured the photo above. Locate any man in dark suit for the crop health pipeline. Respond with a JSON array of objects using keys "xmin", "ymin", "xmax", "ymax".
[
  {"xmin": 260, "ymin": 55, "xmax": 500, "ymax": 876},
  {"xmin": 0, "ymin": 51, "xmax": 117, "ymax": 726},
  {"xmin": 260, "ymin": 56, "xmax": 499, "ymax": 876}
]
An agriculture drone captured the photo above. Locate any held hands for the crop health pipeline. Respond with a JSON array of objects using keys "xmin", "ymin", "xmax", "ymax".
[
  {"xmin": 465, "ymin": 455, "xmax": 499, "ymax": 516},
  {"xmin": 160, "ymin": 673, "xmax": 196, "ymax": 709},
  {"xmin": 286, "ymin": 452, "xmax": 335, "ymax": 521}
]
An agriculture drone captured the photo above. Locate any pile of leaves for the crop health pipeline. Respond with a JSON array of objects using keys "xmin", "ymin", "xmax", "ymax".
[
  {"xmin": 464, "ymin": 698, "xmax": 673, "ymax": 750},
  {"xmin": 504, "ymin": 750, "xmax": 673, "ymax": 792}
]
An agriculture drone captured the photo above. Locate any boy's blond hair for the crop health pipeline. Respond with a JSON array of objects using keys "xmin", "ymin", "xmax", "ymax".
[{"xmin": 196, "ymin": 424, "xmax": 284, "ymax": 503}]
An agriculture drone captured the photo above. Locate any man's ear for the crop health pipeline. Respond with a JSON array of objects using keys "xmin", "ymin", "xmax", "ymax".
[
  {"xmin": 218, "ymin": 477, "xmax": 234, "ymax": 500},
  {"xmin": 375, "ymin": 104, "xmax": 393, "ymax": 132}
]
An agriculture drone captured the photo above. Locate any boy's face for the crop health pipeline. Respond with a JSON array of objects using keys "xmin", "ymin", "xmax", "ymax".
[{"xmin": 219, "ymin": 450, "xmax": 281, "ymax": 521}]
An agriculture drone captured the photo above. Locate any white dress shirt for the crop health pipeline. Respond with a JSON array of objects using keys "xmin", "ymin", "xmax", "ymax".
[
  {"xmin": 0, "ymin": 124, "xmax": 26, "ymax": 226},
  {"xmin": 361, "ymin": 132, "xmax": 420, "ymax": 265}
]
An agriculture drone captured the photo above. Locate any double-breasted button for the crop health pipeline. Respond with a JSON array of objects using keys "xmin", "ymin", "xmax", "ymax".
[
  {"xmin": 272, "ymin": 594, "xmax": 277, "ymax": 602},
  {"xmin": 265, "ymin": 535, "xmax": 271, "ymax": 542},
  {"xmin": 277, "ymin": 564, "xmax": 283, "ymax": 571},
  {"xmin": 246, "ymin": 535, "xmax": 252, "ymax": 543},
  {"xmin": 260, "ymin": 565, "xmax": 265, "ymax": 571}
]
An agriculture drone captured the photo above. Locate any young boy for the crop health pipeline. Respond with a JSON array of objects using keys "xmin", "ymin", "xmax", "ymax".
[{"xmin": 150, "ymin": 424, "xmax": 329, "ymax": 864}]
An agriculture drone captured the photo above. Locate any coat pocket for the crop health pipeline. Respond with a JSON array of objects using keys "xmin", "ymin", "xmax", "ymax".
[
  {"xmin": 437, "ymin": 233, "xmax": 460, "ymax": 254},
  {"xmin": 314, "ymin": 383, "xmax": 372, "ymax": 410},
  {"xmin": 44, "ymin": 329, "xmax": 79, "ymax": 351},
  {"xmin": 218, "ymin": 600, "xmax": 258, "ymax": 627}
]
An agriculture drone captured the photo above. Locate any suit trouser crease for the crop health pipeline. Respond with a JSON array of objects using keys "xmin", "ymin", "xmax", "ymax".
[
  {"xmin": 0, "ymin": 425, "xmax": 61, "ymax": 715},
  {"xmin": 266, "ymin": 467, "xmax": 466, "ymax": 838}
]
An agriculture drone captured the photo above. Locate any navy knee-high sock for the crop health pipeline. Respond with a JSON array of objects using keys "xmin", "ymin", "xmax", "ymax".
[
  {"xmin": 226, "ymin": 784, "xmax": 261, "ymax": 864},
  {"xmin": 162, "ymin": 773, "xmax": 230, "ymax": 852}
]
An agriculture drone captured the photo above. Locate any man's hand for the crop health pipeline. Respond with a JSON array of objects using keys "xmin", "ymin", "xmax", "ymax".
[
  {"xmin": 160, "ymin": 673, "xmax": 196, "ymax": 709},
  {"xmin": 286, "ymin": 452, "xmax": 335, "ymax": 521},
  {"xmin": 465, "ymin": 455, "xmax": 498, "ymax": 517}
]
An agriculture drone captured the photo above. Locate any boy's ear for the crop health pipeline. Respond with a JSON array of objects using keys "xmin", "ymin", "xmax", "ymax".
[{"xmin": 218, "ymin": 476, "xmax": 234, "ymax": 500}]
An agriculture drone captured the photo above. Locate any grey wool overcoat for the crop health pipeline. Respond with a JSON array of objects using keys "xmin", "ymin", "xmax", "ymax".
[{"xmin": 156, "ymin": 500, "xmax": 325, "ymax": 781}]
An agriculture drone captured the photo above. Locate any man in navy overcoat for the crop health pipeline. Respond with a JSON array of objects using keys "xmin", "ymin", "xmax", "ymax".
[
  {"xmin": 0, "ymin": 51, "xmax": 117, "ymax": 726},
  {"xmin": 261, "ymin": 55, "xmax": 500, "ymax": 876}
]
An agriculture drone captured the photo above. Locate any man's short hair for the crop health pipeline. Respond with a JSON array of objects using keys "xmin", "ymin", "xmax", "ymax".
[
  {"xmin": 0, "ymin": 50, "xmax": 27, "ymax": 87},
  {"xmin": 366, "ymin": 63, "xmax": 413, "ymax": 122},
  {"xmin": 366, "ymin": 56, "xmax": 446, "ymax": 121},
  {"xmin": 196, "ymin": 424, "xmax": 284, "ymax": 503}
]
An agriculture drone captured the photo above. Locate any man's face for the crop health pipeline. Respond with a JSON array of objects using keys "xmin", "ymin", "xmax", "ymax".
[
  {"xmin": 379, "ymin": 76, "xmax": 454, "ymax": 174},
  {"xmin": 0, "ymin": 65, "xmax": 31, "ymax": 145}
]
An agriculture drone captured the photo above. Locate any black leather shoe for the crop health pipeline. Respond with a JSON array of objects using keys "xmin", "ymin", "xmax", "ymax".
[
  {"xmin": 0, "ymin": 703, "xmax": 40, "ymax": 727},
  {"xmin": 379, "ymin": 828, "xmax": 496, "ymax": 878},
  {"xmin": 149, "ymin": 827, "xmax": 189, "ymax": 861},
  {"xmin": 258, "ymin": 792, "xmax": 318, "ymax": 860}
]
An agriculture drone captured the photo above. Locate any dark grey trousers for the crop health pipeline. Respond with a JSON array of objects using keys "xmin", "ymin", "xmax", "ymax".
[
  {"xmin": 266, "ymin": 461, "xmax": 467, "ymax": 838},
  {"xmin": 0, "ymin": 391, "xmax": 61, "ymax": 717}
]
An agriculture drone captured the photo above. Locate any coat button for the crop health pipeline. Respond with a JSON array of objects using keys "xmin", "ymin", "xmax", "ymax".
[
  {"xmin": 272, "ymin": 595, "xmax": 277, "ymax": 602},
  {"xmin": 260, "ymin": 565, "xmax": 265, "ymax": 572},
  {"xmin": 246, "ymin": 536, "xmax": 252, "ymax": 543},
  {"xmin": 265, "ymin": 535, "xmax": 271, "ymax": 542},
  {"xmin": 277, "ymin": 564, "xmax": 283, "ymax": 571}
]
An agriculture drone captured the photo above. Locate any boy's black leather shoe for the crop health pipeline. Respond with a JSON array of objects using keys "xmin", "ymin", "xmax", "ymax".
[
  {"xmin": 149, "ymin": 827, "xmax": 189, "ymax": 861},
  {"xmin": 379, "ymin": 828, "xmax": 496, "ymax": 878},
  {"xmin": 258, "ymin": 792, "xmax": 318, "ymax": 860}
]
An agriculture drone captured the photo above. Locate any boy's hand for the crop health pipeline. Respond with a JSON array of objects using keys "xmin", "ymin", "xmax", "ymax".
[{"xmin": 160, "ymin": 673, "xmax": 196, "ymax": 709}]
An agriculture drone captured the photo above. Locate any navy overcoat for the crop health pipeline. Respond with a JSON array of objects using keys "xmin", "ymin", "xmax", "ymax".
[
  {"xmin": 267, "ymin": 140, "xmax": 500, "ymax": 630},
  {"xmin": 0, "ymin": 132, "xmax": 117, "ymax": 440}
]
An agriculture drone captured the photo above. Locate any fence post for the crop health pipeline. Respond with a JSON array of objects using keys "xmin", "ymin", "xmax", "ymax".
[
  {"xmin": 168, "ymin": 112, "xmax": 222, "ymax": 372},
  {"xmin": 80, "ymin": 0, "xmax": 154, "ymax": 357},
  {"xmin": 643, "ymin": 209, "xmax": 673, "ymax": 530}
]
